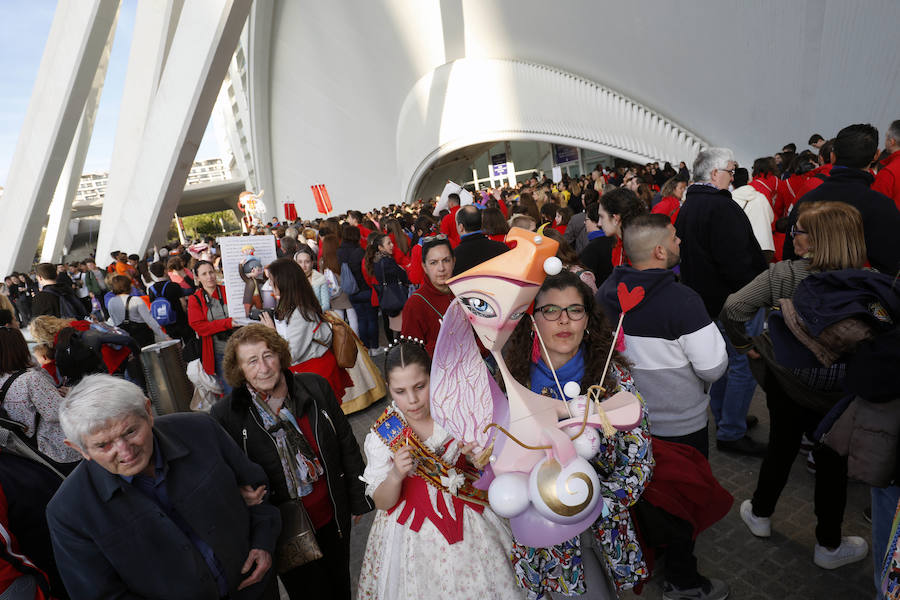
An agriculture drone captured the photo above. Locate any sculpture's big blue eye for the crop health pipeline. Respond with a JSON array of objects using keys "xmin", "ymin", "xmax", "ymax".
[{"xmin": 460, "ymin": 297, "xmax": 497, "ymax": 318}]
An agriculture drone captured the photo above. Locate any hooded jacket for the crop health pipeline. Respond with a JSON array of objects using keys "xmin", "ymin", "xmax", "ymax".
[
  {"xmin": 597, "ymin": 266, "xmax": 727, "ymax": 437},
  {"xmin": 731, "ymin": 185, "xmax": 775, "ymax": 252}
]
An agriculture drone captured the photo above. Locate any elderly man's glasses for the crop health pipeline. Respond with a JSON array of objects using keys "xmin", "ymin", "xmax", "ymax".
[{"xmin": 534, "ymin": 304, "xmax": 587, "ymax": 321}]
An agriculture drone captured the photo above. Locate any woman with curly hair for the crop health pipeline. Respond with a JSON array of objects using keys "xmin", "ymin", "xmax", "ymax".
[{"xmin": 503, "ymin": 271, "xmax": 728, "ymax": 600}]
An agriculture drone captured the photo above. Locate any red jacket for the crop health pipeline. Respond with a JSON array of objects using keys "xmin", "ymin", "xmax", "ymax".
[
  {"xmin": 439, "ymin": 206, "xmax": 461, "ymax": 247},
  {"xmin": 651, "ymin": 196, "xmax": 681, "ymax": 224},
  {"xmin": 407, "ymin": 245, "xmax": 424, "ymax": 286},
  {"xmin": 796, "ymin": 163, "xmax": 834, "ymax": 200},
  {"xmin": 187, "ymin": 286, "xmax": 233, "ymax": 375},
  {"xmin": 873, "ymin": 150, "xmax": 900, "ymax": 210},
  {"xmin": 357, "ymin": 225, "xmax": 373, "ymax": 249},
  {"xmin": 400, "ymin": 276, "xmax": 454, "ymax": 356}
]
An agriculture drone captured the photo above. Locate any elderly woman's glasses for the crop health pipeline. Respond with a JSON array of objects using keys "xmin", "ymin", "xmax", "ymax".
[{"xmin": 534, "ymin": 304, "xmax": 587, "ymax": 321}]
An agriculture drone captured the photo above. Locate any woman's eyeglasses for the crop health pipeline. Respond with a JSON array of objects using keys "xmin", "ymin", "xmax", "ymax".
[
  {"xmin": 790, "ymin": 225, "xmax": 808, "ymax": 237},
  {"xmin": 420, "ymin": 234, "xmax": 448, "ymax": 244},
  {"xmin": 534, "ymin": 304, "xmax": 587, "ymax": 321}
]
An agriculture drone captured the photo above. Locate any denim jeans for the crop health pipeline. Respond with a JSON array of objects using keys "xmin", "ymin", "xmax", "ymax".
[
  {"xmin": 710, "ymin": 311, "xmax": 764, "ymax": 442},
  {"xmin": 353, "ymin": 302, "xmax": 379, "ymax": 349},
  {"xmin": 872, "ymin": 485, "xmax": 900, "ymax": 597}
]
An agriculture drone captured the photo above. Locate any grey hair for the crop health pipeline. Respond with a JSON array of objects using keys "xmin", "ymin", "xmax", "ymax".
[
  {"xmin": 59, "ymin": 374, "xmax": 150, "ymax": 450},
  {"xmin": 284, "ymin": 227, "xmax": 299, "ymax": 240},
  {"xmin": 692, "ymin": 147, "xmax": 735, "ymax": 183},
  {"xmin": 888, "ymin": 120, "xmax": 900, "ymax": 144}
]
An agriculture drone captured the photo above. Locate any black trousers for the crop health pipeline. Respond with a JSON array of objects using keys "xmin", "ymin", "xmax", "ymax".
[
  {"xmin": 750, "ymin": 367, "xmax": 847, "ymax": 548},
  {"xmin": 655, "ymin": 423, "xmax": 709, "ymax": 459},
  {"xmin": 279, "ymin": 519, "xmax": 351, "ymax": 600}
]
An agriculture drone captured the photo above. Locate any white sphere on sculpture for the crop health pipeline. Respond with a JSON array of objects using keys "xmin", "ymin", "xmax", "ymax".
[
  {"xmin": 572, "ymin": 427, "xmax": 602, "ymax": 459},
  {"xmin": 563, "ymin": 381, "xmax": 581, "ymax": 399},
  {"xmin": 543, "ymin": 256, "xmax": 563, "ymax": 275},
  {"xmin": 488, "ymin": 472, "xmax": 531, "ymax": 518}
]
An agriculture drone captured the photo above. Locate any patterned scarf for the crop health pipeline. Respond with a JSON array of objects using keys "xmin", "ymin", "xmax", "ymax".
[{"xmin": 250, "ymin": 389, "xmax": 322, "ymax": 498}]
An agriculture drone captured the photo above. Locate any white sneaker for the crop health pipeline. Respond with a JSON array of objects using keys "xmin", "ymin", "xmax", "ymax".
[
  {"xmin": 813, "ymin": 536, "xmax": 868, "ymax": 569},
  {"xmin": 740, "ymin": 499, "xmax": 771, "ymax": 537}
]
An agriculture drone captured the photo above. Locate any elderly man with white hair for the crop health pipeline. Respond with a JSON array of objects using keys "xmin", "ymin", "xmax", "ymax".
[
  {"xmin": 46, "ymin": 374, "xmax": 281, "ymax": 600},
  {"xmin": 675, "ymin": 148, "xmax": 768, "ymax": 457}
]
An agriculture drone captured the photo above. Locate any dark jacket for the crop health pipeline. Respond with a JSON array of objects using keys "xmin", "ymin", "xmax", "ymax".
[
  {"xmin": 782, "ymin": 167, "xmax": 900, "ymax": 275},
  {"xmin": 211, "ymin": 372, "xmax": 373, "ymax": 540},
  {"xmin": 337, "ymin": 242, "xmax": 370, "ymax": 304},
  {"xmin": 47, "ymin": 413, "xmax": 280, "ymax": 600},
  {"xmin": 31, "ymin": 282, "xmax": 87, "ymax": 319},
  {"xmin": 452, "ymin": 232, "xmax": 509, "ymax": 276},
  {"xmin": 675, "ymin": 184, "xmax": 767, "ymax": 319},
  {"xmin": 579, "ymin": 234, "xmax": 616, "ymax": 286}
]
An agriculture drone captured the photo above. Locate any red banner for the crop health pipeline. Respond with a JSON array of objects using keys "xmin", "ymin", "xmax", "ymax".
[
  {"xmin": 284, "ymin": 202, "xmax": 298, "ymax": 222},
  {"xmin": 319, "ymin": 185, "xmax": 333, "ymax": 213},
  {"xmin": 311, "ymin": 185, "xmax": 326, "ymax": 215}
]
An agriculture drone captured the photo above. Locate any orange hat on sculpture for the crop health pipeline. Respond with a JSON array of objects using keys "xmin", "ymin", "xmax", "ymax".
[{"xmin": 447, "ymin": 227, "xmax": 560, "ymax": 286}]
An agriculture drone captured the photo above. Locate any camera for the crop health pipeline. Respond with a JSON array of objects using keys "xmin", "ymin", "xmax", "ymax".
[{"xmin": 248, "ymin": 307, "xmax": 275, "ymax": 321}]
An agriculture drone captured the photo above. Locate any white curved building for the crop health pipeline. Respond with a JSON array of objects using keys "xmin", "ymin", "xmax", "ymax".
[{"xmin": 2, "ymin": 0, "xmax": 899, "ymax": 273}]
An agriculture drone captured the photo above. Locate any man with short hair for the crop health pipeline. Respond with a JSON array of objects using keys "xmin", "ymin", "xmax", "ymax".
[
  {"xmin": 31, "ymin": 263, "xmax": 88, "ymax": 319},
  {"xmin": 47, "ymin": 374, "xmax": 280, "ymax": 599},
  {"xmin": 675, "ymin": 148, "xmax": 767, "ymax": 456},
  {"xmin": 872, "ymin": 119, "xmax": 900, "ymax": 209},
  {"xmin": 451, "ymin": 205, "xmax": 508, "ymax": 275},
  {"xmin": 439, "ymin": 193, "xmax": 463, "ymax": 247},
  {"xmin": 598, "ymin": 213, "xmax": 727, "ymax": 453},
  {"xmin": 783, "ymin": 123, "xmax": 900, "ymax": 274},
  {"xmin": 597, "ymin": 213, "xmax": 729, "ymax": 600},
  {"xmin": 808, "ymin": 134, "xmax": 825, "ymax": 150}
]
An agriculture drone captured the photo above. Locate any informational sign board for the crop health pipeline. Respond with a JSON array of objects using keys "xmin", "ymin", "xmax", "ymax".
[
  {"xmin": 490, "ymin": 153, "xmax": 508, "ymax": 177},
  {"xmin": 217, "ymin": 234, "xmax": 278, "ymax": 323},
  {"xmin": 553, "ymin": 144, "xmax": 579, "ymax": 165}
]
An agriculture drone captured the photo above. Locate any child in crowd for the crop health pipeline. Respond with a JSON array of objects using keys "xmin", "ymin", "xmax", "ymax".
[{"xmin": 357, "ymin": 339, "xmax": 523, "ymax": 599}]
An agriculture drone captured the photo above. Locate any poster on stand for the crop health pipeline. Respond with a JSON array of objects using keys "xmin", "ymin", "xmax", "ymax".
[{"xmin": 217, "ymin": 235, "xmax": 278, "ymax": 323}]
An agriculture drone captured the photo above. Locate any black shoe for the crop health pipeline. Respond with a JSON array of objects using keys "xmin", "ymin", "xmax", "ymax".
[
  {"xmin": 716, "ymin": 436, "xmax": 767, "ymax": 457},
  {"xmin": 745, "ymin": 415, "xmax": 759, "ymax": 429}
]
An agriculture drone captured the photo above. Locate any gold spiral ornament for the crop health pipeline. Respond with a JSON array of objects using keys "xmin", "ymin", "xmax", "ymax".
[{"xmin": 535, "ymin": 458, "xmax": 594, "ymax": 517}]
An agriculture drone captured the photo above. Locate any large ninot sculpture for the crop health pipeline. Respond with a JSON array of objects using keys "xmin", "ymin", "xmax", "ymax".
[{"xmin": 430, "ymin": 227, "xmax": 643, "ymax": 547}]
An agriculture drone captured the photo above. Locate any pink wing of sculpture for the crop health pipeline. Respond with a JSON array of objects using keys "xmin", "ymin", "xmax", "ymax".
[{"xmin": 430, "ymin": 299, "xmax": 498, "ymax": 448}]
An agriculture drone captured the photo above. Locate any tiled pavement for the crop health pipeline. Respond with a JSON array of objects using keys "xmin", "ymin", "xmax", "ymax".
[{"xmin": 332, "ymin": 381, "xmax": 875, "ymax": 600}]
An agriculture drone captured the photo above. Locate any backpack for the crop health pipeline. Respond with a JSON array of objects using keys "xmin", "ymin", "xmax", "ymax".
[
  {"xmin": 340, "ymin": 263, "xmax": 359, "ymax": 295},
  {"xmin": 149, "ymin": 282, "xmax": 176, "ymax": 325},
  {"xmin": 54, "ymin": 327, "xmax": 105, "ymax": 384},
  {"xmin": 44, "ymin": 288, "xmax": 87, "ymax": 319}
]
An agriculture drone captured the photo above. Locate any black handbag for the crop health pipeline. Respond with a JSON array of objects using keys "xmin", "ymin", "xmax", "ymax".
[
  {"xmin": 118, "ymin": 296, "xmax": 155, "ymax": 348},
  {"xmin": 274, "ymin": 499, "xmax": 323, "ymax": 572},
  {"xmin": 378, "ymin": 261, "xmax": 407, "ymax": 315}
]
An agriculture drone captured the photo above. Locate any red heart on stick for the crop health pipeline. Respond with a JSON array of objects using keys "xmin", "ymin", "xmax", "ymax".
[{"xmin": 617, "ymin": 282, "xmax": 645, "ymax": 313}]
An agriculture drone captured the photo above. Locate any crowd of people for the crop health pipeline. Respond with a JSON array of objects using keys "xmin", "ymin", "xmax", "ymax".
[{"xmin": 0, "ymin": 119, "xmax": 898, "ymax": 600}]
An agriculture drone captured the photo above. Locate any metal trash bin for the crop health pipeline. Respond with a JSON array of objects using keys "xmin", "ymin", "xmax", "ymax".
[{"xmin": 140, "ymin": 340, "xmax": 194, "ymax": 415}]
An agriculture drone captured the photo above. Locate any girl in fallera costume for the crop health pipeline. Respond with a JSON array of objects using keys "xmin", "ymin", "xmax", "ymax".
[{"xmin": 357, "ymin": 339, "xmax": 523, "ymax": 599}]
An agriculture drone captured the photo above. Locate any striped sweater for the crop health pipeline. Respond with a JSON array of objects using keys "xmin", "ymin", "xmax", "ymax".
[{"xmin": 597, "ymin": 266, "xmax": 728, "ymax": 437}]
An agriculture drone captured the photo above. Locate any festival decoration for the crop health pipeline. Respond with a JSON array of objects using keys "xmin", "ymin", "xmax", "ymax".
[{"xmin": 430, "ymin": 227, "xmax": 644, "ymax": 548}]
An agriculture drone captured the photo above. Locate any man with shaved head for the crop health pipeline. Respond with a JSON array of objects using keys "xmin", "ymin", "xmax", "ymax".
[{"xmin": 596, "ymin": 213, "xmax": 729, "ymax": 599}]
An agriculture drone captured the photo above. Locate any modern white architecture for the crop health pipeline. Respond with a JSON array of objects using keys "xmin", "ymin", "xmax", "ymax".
[{"xmin": 2, "ymin": 0, "xmax": 899, "ymax": 273}]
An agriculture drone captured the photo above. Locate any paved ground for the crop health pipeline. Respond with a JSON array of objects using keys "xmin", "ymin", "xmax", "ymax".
[{"xmin": 337, "ymin": 383, "xmax": 875, "ymax": 600}]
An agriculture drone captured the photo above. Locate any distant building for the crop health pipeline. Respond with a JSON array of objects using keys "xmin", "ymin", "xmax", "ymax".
[{"xmin": 74, "ymin": 158, "xmax": 226, "ymax": 206}]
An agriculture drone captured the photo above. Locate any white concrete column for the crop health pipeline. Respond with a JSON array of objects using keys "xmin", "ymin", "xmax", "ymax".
[
  {"xmin": 246, "ymin": 0, "xmax": 276, "ymax": 222},
  {"xmin": 98, "ymin": 0, "xmax": 253, "ymax": 255},
  {"xmin": 0, "ymin": 0, "xmax": 119, "ymax": 275},
  {"xmin": 42, "ymin": 14, "xmax": 119, "ymax": 264},
  {"xmin": 95, "ymin": 0, "xmax": 184, "ymax": 265}
]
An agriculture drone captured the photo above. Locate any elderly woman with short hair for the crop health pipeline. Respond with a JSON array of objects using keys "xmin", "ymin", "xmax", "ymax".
[{"xmin": 210, "ymin": 324, "xmax": 372, "ymax": 600}]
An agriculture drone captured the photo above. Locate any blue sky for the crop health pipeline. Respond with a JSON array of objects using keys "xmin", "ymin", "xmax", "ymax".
[{"xmin": 0, "ymin": 0, "xmax": 221, "ymax": 188}]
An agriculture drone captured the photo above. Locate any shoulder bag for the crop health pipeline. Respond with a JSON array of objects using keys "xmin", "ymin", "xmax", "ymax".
[{"xmin": 316, "ymin": 311, "xmax": 359, "ymax": 369}]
